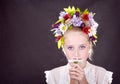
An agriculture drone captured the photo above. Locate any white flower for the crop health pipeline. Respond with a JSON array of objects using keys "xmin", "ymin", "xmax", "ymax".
[
  {"xmin": 88, "ymin": 28, "xmax": 97, "ymax": 37},
  {"xmin": 59, "ymin": 11, "xmax": 68, "ymax": 20},
  {"xmin": 88, "ymin": 12, "xmax": 99, "ymax": 36},
  {"xmin": 59, "ymin": 23, "xmax": 68, "ymax": 34},
  {"xmin": 88, "ymin": 12, "xmax": 95, "ymax": 26},
  {"xmin": 54, "ymin": 28, "xmax": 62, "ymax": 37},
  {"xmin": 88, "ymin": 23, "xmax": 98, "ymax": 37}
]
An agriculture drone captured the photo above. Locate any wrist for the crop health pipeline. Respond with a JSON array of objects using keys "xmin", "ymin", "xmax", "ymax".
[
  {"xmin": 79, "ymin": 76, "xmax": 88, "ymax": 84},
  {"xmin": 70, "ymin": 79, "xmax": 79, "ymax": 84}
]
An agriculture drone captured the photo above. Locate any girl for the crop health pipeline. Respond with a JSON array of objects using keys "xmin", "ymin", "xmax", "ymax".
[{"xmin": 45, "ymin": 6, "xmax": 113, "ymax": 84}]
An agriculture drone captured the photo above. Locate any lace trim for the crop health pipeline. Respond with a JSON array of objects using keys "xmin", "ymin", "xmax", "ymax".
[
  {"xmin": 103, "ymin": 71, "xmax": 113, "ymax": 84},
  {"xmin": 44, "ymin": 71, "xmax": 50, "ymax": 83}
]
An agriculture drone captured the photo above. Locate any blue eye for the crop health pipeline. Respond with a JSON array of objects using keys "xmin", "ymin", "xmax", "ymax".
[
  {"xmin": 80, "ymin": 45, "xmax": 86, "ymax": 49},
  {"xmin": 67, "ymin": 46, "xmax": 73, "ymax": 50}
]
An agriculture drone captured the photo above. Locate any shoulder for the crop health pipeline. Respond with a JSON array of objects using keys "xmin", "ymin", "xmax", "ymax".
[
  {"xmin": 44, "ymin": 65, "xmax": 68, "ymax": 76},
  {"xmin": 89, "ymin": 63, "xmax": 113, "ymax": 84},
  {"xmin": 87, "ymin": 62, "xmax": 107, "ymax": 80},
  {"xmin": 95, "ymin": 65, "xmax": 106, "ymax": 73},
  {"xmin": 86, "ymin": 62, "xmax": 106, "ymax": 74},
  {"xmin": 88, "ymin": 62, "xmax": 107, "ymax": 73},
  {"xmin": 90, "ymin": 63, "xmax": 112, "ymax": 78},
  {"xmin": 94, "ymin": 64, "xmax": 113, "ymax": 78},
  {"xmin": 44, "ymin": 64, "xmax": 69, "ymax": 83}
]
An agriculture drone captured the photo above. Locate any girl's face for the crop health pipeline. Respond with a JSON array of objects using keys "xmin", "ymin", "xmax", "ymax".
[{"xmin": 63, "ymin": 30, "xmax": 91, "ymax": 63}]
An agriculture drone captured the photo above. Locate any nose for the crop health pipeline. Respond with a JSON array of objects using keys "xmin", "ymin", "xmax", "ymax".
[
  {"xmin": 73, "ymin": 49, "xmax": 81, "ymax": 60},
  {"xmin": 74, "ymin": 49, "xmax": 80, "ymax": 58},
  {"xmin": 75, "ymin": 49, "xmax": 79, "ymax": 56}
]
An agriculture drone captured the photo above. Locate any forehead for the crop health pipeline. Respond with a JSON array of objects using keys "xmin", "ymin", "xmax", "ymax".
[{"xmin": 64, "ymin": 30, "xmax": 89, "ymax": 45}]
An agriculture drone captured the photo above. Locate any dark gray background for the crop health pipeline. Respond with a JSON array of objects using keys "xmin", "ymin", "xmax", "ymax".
[{"xmin": 0, "ymin": 0, "xmax": 120, "ymax": 84}]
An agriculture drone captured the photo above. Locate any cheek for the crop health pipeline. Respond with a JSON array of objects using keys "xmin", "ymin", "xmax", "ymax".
[
  {"xmin": 65, "ymin": 51, "xmax": 72, "ymax": 59},
  {"xmin": 81, "ymin": 51, "xmax": 89, "ymax": 58},
  {"xmin": 63, "ymin": 50, "xmax": 73, "ymax": 60},
  {"xmin": 80, "ymin": 49, "xmax": 89, "ymax": 59}
]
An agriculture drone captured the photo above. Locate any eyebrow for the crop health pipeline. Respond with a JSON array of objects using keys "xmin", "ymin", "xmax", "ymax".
[
  {"xmin": 64, "ymin": 44, "xmax": 88, "ymax": 46},
  {"xmin": 80, "ymin": 44, "xmax": 87, "ymax": 45}
]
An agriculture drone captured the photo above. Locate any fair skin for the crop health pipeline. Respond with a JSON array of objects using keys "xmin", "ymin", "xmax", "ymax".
[{"xmin": 63, "ymin": 29, "xmax": 91, "ymax": 84}]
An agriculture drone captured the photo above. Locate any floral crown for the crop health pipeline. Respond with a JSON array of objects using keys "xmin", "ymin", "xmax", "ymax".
[{"xmin": 51, "ymin": 6, "xmax": 99, "ymax": 49}]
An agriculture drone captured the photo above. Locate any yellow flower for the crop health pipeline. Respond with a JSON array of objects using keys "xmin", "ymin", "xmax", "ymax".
[
  {"xmin": 64, "ymin": 6, "xmax": 76, "ymax": 16},
  {"xmin": 57, "ymin": 36, "xmax": 64, "ymax": 49},
  {"xmin": 94, "ymin": 34, "xmax": 97, "ymax": 39}
]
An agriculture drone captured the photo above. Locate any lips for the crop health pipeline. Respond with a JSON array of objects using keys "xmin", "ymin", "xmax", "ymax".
[{"xmin": 73, "ymin": 57, "xmax": 82, "ymax": 60}]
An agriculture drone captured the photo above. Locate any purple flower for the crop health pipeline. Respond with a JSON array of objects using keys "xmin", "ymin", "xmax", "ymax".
[
  {"xmin": 52, "ymin": 22, "xmax": 60, "ymax": 28},
  {"xmin": 90, "ymin": 36, "xmax": 95, "ymax": 41},
  {"xmin": 72, "ymin": 15, "xmax": 82, "ymax": 27},
  {"xmin": 80, "ymin": 23, "xmax": 86, "ymax": 28},
  {"xmin": 75, "ymin": 12, "xmax": 80, "ymax": 17}
]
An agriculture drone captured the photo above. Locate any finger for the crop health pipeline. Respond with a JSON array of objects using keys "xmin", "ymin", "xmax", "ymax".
[
  {"xmin": 69, "ymin": 71, "xmax": 80, "ymax": 78},
  {"xmin": 71, "ymin": 65, "xmax": 84, "ymax": 72},
  {"xmin": 69, "ymin": 69, "xmax": 84, "ymax": 77},
  {"xmin": 69, "ymin": 68, "xmax": 85, "ymax": 78},
  {"xmin": 70, "ymin": 75, "xmax": 82, "ymax": 81},
  {"xmin": 71, "ymin": 64, "xmax": 80, "ymax": 70},
  {"xmin": 70, "ymin": 71, "xmax": 85, "ymax": 81}
]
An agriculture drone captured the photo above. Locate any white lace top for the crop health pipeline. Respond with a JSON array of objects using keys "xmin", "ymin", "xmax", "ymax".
[{"xmin": 44, "ymin": 62, "xmax": 113, "ymax": 84}]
